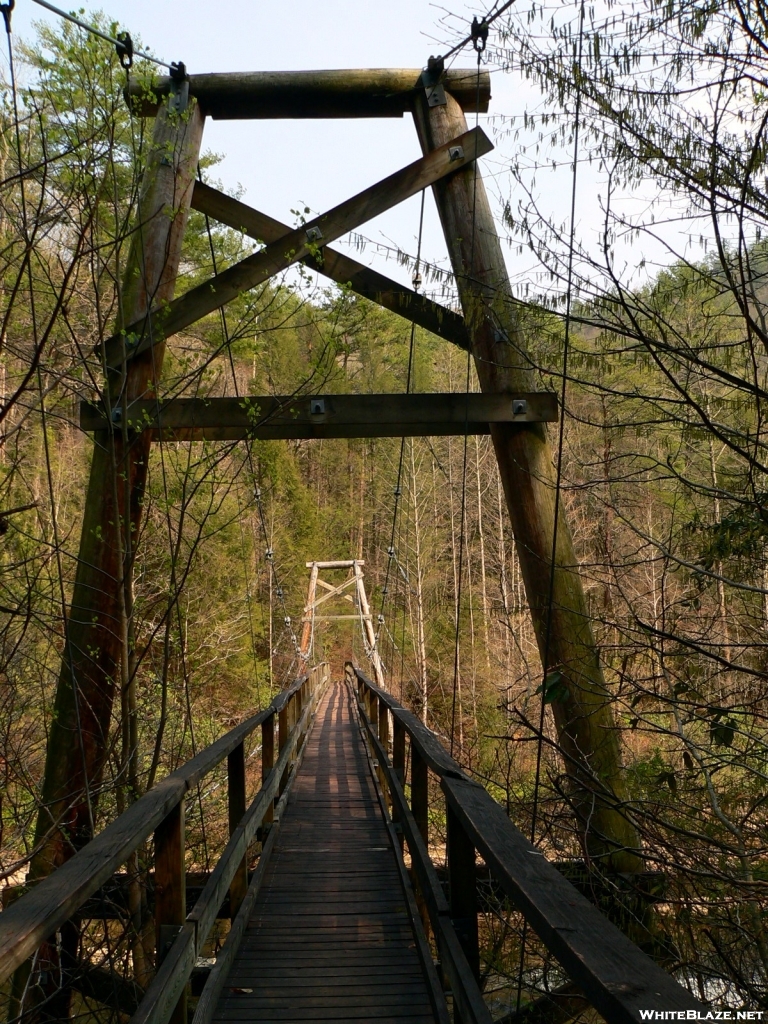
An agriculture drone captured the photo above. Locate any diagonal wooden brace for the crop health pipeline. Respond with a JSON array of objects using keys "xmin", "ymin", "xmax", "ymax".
[
  {"xmin": 99, "ymin": 126, "xmax": 492, "ymax": 368},
  {"xmin": 190, "ymin": 181, "xmax": 470, "ymax": 351}
]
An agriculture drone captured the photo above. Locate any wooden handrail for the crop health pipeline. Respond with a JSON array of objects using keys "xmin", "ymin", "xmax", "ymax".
[
  {"xmin": 133, "ymin": 666, "xmax": 328, "ymax": 1024},
  {"xmin": 349, "ymin": 664, "xmax": 705, "ymax": 1024},
  {"xmin": 0, "ymin": 669, "xmax": 326, "ymax": 986}
]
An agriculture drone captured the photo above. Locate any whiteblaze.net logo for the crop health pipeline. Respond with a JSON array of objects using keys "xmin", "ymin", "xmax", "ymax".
[{"xmin": 639, "ymin": 1013, "xmax": 764, "ymax": 1020}]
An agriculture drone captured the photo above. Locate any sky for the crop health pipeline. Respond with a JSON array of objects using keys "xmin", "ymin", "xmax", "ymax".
[
  {"xmin": 5, "ymin": 0, "xmax": 688, "ymax": 312},
  {"xmin": 6, "ymin": 0, "xmax": 559, "ymax": 301}
]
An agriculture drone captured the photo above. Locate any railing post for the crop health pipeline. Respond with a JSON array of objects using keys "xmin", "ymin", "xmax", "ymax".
[
  {"xmin": 393, "ymin": 717, "xmax": 406, "ymax": 786},
  {"xmin": 368, "ymin": 688, "xmax": 378, "ymax": 739},
  {"xmin": 392, "ymin": 717, "xmax": 406, "ymax": 852},
  {"xmin": 227, "ymin": 741, "xmax": 248, "ymax": 918},
  {"xmin": 378, "ymin": 701, "xmax": 390, "ymax": 804},
  {"xmin": 154, "ymin": 800, "xmax": 186, "ymax": 1024},
  {"xmin": 447, "ymin": 804, "xmax": 480, "ymax": 988},
  {"xmin": 262, "ymin": 712, "xmax": 275, "ymax": 827},
  {"xmin": 278, "ymin": 700, "xmax": 289, "ymax": 797},
  {"xmin": 411, "ymin": 746, "xmax": 428, "ymax": 845},
  {"xmin": 411, "ymin": 744, "xmax": 430, "ymax": 935}
]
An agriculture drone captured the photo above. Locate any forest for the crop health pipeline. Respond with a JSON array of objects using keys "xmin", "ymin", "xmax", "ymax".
[{"xmin": 0, "ymin": 0, "xmax": 767, "ymax": 1020}]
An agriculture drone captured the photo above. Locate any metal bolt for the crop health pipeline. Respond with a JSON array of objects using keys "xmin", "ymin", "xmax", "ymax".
[
  {"xmin": 306, "ymin": 225, "xmax": 323, "ymax": 244},
  {"xmin": 448, "ymin": 145, "xmax": 464, "ymax": 162},
  {"xmin": 512, "ymin": 399, "xmax": 528, "ymax": 416}
]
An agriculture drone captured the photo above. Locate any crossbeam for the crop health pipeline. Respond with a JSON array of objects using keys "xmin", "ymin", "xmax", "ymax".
[
  {"xmin": 79, "ymin": 392, "xmax": 557, "ymax": 442},
  {"xmin": 126, "ymin": 68, "xmax": 491, "ymax": 119},
  {"xmin": 99, "ymin": 127, "xmax": 492, "ymax": 369},
  {"xmin": 191, "ymin": 182, "xmax": 470, "ymax": 351}
]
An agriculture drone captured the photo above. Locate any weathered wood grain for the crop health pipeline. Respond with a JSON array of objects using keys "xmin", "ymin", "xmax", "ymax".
[
  {"xmin": 209, "ymin": 683, "xmax": 443, "ymax": 1024},
  {"xmin": 80, "ymin": 392, "xmax": 556, "ymax": 441},
  {"xmin": 351, "ymin": 666, "xmax": 704, "ymax": 1024},
  {"xmin": 0, "ymin": 677, "xmax": 307, "ymax": 984},
  {"xmin": 412, "ymin": 76, "xmax": 645, "ymax": 873},
  {"xmin": 126, "ymin": 68, "xmax": 491, "ymax": 119},
  {"xmin": 191, "ymin": 181, "xmax": 470, "ymax": 350},
  {"xmin": 353, "ymin": 682, "xmax": 492, "ymax": 1024},
  {"xmin": 99, "ymin": 127, "xmax": 492, "ymax": 367}
]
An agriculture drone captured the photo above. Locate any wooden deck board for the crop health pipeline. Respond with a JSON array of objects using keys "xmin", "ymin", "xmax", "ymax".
[{"xmin": 210, "ymin": 682, "xmax": 439, "ymax": 1023}]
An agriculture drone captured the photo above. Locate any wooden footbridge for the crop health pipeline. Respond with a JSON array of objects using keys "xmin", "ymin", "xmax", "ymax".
[
  {"xmin": 0, "ymin": 51, "xmax": 709, "ymax": 1024},
  {"xmin": 1, "ymin": 658, "xmax": 703, "ymax": 1024}
]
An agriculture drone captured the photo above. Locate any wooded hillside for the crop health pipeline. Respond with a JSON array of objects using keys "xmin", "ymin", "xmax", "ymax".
[{"xmin": 1, "ymin": 7, "xmax": 767, "ymax": 1020}]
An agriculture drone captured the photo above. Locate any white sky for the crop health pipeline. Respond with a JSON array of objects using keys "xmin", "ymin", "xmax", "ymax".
[{"xmin": 7, "ymin": 0, "xmax": 686, "ymax": 309}]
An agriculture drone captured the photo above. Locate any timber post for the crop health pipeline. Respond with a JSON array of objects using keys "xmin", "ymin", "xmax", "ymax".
[
  {"xmin": 10, "ymin": 94, "xmax": 204, "ymax": 1020},
  {"xmin": 411, "ymin": 84, "xmax": 644, "ymax": 873}
]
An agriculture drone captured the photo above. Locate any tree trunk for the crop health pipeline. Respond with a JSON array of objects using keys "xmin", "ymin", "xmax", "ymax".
[
  {"xmin": 14, "ymin": 99, "xmax": 204, "ymax": 1021},
  {"xmin": 412, "ymin": 89, "xmax": 643, "ymax": 872}
]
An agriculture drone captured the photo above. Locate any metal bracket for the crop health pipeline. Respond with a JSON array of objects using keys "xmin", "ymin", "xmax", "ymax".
[
  {"xmin": 158, "ymin": 924, "xmax": 182, "ymax": 964},
  {"xmin": 512, "ymin": 399, "xmax": 528, "ymax": 416},
  {"xmin": 168, "ymin": 62, "xmax": 189, "ymax": 114},
  {"xmin": 420, "ymin": 55, "xmax": 447, "ymax": 108},
  {"xmin": 310, "ymin": 398, "xmax": 326, "ymax": 415},
  {"xmin": 306, "ymin": 225, "xmax": 323, "ymax": 244}
]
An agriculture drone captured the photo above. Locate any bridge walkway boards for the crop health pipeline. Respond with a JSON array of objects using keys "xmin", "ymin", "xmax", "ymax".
[{"xmin": 211, "ymin": 680, "xmax": 439, "ymax": 1024}]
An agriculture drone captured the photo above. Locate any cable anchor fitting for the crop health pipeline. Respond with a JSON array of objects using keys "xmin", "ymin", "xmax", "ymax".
[
  {"xmin": 115, "ymin": 31, "xmax": 133, "ymax": 69},
  {"xmin": 471, "ymin": 16, "xmax": 489, "ymax": 53},
  {"xmin": 1, "ymin": 0, "xmax": 14, "ymax": 34},
  {"xmin": 168, "ymin": 60, "xmax": 189, "ymax": 114},
  {"xmin": 419, "ymin": 54, "xmax": 446, "ymax": 108}
]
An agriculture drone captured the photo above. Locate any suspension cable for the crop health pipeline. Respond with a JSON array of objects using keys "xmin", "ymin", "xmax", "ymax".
[
  {"xmin": 449, "ymin": 42, "xmax": 485, "ymax": 759},
  {"xmin": 515, "ymin": 0, "xmax": 586, "ymax": 1008},
  {"xmin": 440, "ymin": 0, "xmax": 517, "ymax": 62},
  {"xmin": 29, "ymin": 0, "xmax": 176, "ymax": 70},
  {"xmin": 373, "ymin": 190, "xmax": 426, "ymax": 679}
]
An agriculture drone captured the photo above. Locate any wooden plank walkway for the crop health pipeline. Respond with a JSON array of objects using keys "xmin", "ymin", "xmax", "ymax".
[{"xmin": 211, "ymin": 681, "xmax": 440, "ymax": 1024}]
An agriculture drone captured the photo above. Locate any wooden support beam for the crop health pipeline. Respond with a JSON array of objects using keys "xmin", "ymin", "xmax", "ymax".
[
  {"xmin": 191, "ymin": 182, "xmax": 470, "ymax": 351},
  {"xmin": 79, "ymin": 392, "xmax": 556, "ymax": 441},
  {"xmin": 306, "ymin": 559, "xmax": 363, "ymax": 569},
  {"xmin": 307, "ymin": 576, "xmax": 357, "ymax": 611},
  {"xmin": 314, "ymin": 614, "xmax": 368, "ymax": 620},
  {"xmin": 127, "ymin": 68, "xmax": 491, "ymax": 119},
  {"xmin": 299, "ymin": 564, "xmax": 319, "ymax": 657},
  {"xmin": 412, "ymin": 84, "xmax": 645, "ymax": 874},
  {"xmin": 10, "ymin": 97, "xmax": 205, "ymax": 1024},
  {"xmin": 99, "ymin": 126, "xmax": 492, "ymax": 368},
  {"xmin": 354, "ymin": 562, "xmax": 386, "ymax": 689}
]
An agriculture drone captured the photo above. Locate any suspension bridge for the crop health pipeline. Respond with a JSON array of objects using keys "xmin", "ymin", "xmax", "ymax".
[{"xmin": 0, "ymin": 10, "xmax": 709, "ymax": 1022}]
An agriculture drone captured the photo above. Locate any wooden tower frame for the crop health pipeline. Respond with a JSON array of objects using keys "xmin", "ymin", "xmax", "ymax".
[{"xmin": 30, "ymin": 62, "xmax": 644, "ymax": 947}]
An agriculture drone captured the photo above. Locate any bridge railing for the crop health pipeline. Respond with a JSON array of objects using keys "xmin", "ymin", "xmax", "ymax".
[
  {"xmin": 348, "ymin": 663, "xmax": 703, "ymax": 1024},
  {"xmin": 0, "ymin": 662, "xmax": 330, "ymax": 1024}
]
